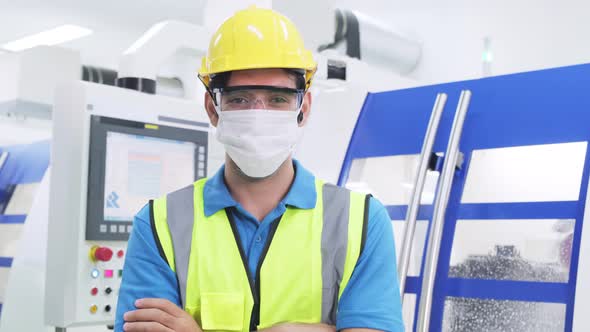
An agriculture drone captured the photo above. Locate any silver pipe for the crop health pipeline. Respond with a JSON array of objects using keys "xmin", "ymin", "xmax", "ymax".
[
  {"xmin": 416, "ymin": 90, "xmax": 472, "ymax": 332},
  {"xmin": 398, "ymin": 93, "xmax": 447, "ymax": 301}
]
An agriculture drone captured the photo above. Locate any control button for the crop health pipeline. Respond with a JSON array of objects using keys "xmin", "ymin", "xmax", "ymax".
[
  {"xmin": 118, "ymin": 269, "xmax": 123, "ymax": 278},
  {"xmin": 90, "ymin": 245, "xmax": 113, "ymax": 262},
  {"xmin": 127, "ymin": 225, "xmax": 133, "ymax": 233},
  {"xmin": 104, "ymin": 270, "xmax": 114, "ymax": 278},
  {"xmin": 91, "ymin": 269, "xmax": 100, "ymax": 279},
  {"xmin": 105, "ymin": 287, "xmax": 113, "ymax": 295},
  {"xmin": 117, "ymin": 250, "xmax": 124, "ymax": 258},
  {"xmin": 105, "ymin": 305, "xmax": 112, "ymax": 313},
  {"xmin": 91, "ymin": 287, "xmax": 98, "ymax": 296},
  {"xmin": 100, "ymin": 225, "xmax": 107, "ymax": 233},
  {"xmin": 118, "ymin": 225, "xmax": 126, "ymax": 233},
  {"xmin": 110, "ymin": 225, "xmax": 117, "ymax": 233},
  {"xmin": 90, "ymin": 305, "xmax": 98, "ymax": 314},
  {"xmin": 199, "ymin": 146, "xmax": 205, "ymax": 153}
]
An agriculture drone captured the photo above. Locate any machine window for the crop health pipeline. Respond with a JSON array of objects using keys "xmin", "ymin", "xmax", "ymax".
[
  {"xmin": 392, "ymin": 219, "xmax": 429, "ymax": 277},
  {"xmin": 443, "ymin": 297, "xmax": 565, "ymax": 332},
  {"xmin": 345, "ymin": 154, "xmax": 440, "ymax": 206},
  {"xmin": 450, "ymin": 219, "xmax": 574, "ymax": 283},
  {"xmin": 462, "ymin": 142, "xmax": 587, "ymax": 203}
]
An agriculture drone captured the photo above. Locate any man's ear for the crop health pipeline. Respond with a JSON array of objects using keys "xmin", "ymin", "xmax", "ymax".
[
  {"xmin": 298, "ymin": 91, "xmax": 312, "ymax": 127},
  {"xmin": 204, "ymin": 91, "xmax": 219, "ymax": 127}
]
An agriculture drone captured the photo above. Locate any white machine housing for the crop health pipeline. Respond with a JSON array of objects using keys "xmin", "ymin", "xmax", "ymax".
[
  {"xmin": 0, "ymin": 46, "xmax": 80, "ymax": 120},
  {"xmin": 44, "ymin": 81, "xmax": 214, "ymax": 328}
]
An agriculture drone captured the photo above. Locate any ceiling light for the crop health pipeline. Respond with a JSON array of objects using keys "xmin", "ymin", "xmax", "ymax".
[{"xmin": 1, "ymin": 25, "xmax": 93, "ymax": 52}]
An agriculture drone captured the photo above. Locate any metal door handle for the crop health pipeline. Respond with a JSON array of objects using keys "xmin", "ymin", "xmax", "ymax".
[
  {"xmin": 416, "ymin": 90, "xmax": 472, "ymax": 332},
  {"xmin": 398, "ymin": 93, "xmax": 447, "ymax": 301}
]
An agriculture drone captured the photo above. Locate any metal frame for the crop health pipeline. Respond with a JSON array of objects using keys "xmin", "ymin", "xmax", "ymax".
[
  {"xmin": 398, "ymin": 93, "xmax": 447, "ymax": 300},
  {"xmin": 416, "ymin": 90, "xmax": 471, "ymax": 332}
]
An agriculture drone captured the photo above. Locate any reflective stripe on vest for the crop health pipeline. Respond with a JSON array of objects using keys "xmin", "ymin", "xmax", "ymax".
[{"xmin": 151, "ymin": 178, "xmax": 369, "ymax": 331}]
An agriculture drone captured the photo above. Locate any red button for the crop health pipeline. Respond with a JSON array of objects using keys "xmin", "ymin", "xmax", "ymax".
[
  {"xmin": 117, "ymin": 250, "xmax": 124, "ymax": 258},
  {"xmin": 91, "ymin": 287, "xmax": 98, "ymax": 296},
  {"xmin": 93, "ymin": 247, "xmax": 113, "ymax": 262}
]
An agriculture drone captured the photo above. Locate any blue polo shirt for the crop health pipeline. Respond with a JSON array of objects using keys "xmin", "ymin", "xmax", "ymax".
[{"xmin": 115, "ymin": 160, "xmax": 404, "ymax": 332}]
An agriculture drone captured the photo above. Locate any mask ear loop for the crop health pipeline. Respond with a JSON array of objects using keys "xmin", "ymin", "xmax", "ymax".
[
  {"xmin": 297, "ymin": 111, "xmax": 304, "ymax": 124},
  {"xmin": 213, "ymin": 91, "xmax": 222, "ymax": 116},
  {"xmin": 297, "ymin": 90, "xmax": 305, "ymax": 124}
]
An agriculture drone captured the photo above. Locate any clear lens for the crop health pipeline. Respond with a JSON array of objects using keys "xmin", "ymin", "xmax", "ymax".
[{"xmin": 216, "ymin": 86, "xmax": 303, "ymax": 111}]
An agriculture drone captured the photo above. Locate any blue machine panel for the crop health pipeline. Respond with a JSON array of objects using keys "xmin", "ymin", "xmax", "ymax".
[
  {"xmin": 339, "ymin": 63, "xmax": 590, "ymax": 331},
  {"xmin": 0, "ymin": 140, "xmax": 50, "ymax": 318},
  {"xmin": 0, "ymin": 140, "xmax": 50, "ymax": 214}
]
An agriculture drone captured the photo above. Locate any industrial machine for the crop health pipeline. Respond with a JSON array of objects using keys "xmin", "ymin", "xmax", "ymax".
[
  {"xmin": 0, "ymin": 20, "xmax": 215, "ymax": 331},
  {"xmin": 0, "ymin": 14, "xmax": 418, "ymax": 331},
  {"xmin": 44, "ymin": 80, "xmax": 209, "ymax": 329},
  {"xmin": 338, "ymin": 63, "xmax": 590, "ymax": 331}
]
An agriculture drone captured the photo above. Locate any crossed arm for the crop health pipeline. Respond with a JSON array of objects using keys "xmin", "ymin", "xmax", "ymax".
[{"xmin": 122, "ymin": 298, "xmax": 381, "ymax": 332}]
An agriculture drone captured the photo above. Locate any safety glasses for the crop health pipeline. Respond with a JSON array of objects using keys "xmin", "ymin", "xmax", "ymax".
[{"xmin": 213, "ymin": 85, "xmax": 305, "ymax": 112}]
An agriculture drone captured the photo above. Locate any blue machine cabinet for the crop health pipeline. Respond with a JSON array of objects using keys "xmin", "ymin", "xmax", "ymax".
[
  {"xmin": 338, "ymin": 64, "xmax": 590, "ymax": 331},
  {"xmin": 0, "ymin": 140, "xmax": 50, "ymax": 318}
]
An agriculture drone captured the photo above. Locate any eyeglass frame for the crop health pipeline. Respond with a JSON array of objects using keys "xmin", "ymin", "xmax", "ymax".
[{"xmin": 211, "ymin": 85, "xmax": 306, "ymax": 111}]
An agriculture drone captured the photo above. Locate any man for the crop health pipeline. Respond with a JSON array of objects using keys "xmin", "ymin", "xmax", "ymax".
[{"xmin": 115, "ymin": 6, "xmax": 403, "ymax": 332}]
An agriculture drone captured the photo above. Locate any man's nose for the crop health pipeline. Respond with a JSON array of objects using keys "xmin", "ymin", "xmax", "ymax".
[{"xmin": 252, "ymin": 98, "xmax": 267, "ymax": 109}]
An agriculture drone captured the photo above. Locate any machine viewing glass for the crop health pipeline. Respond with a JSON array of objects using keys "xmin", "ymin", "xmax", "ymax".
[
  {"xmin": 86, "ymin": 115, "xmax": 208, "ymax": 241},
  {"xmin": 214, "ymin": 85, "xmax": 304, "ymax": 111}
]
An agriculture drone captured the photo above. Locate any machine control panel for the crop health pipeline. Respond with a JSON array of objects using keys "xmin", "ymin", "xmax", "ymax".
[
  {"xmin": 45, "ymin": 82, "xmax": 210, "ymax": 328},
  {"xmin": 83, "ymin": 242, "xmax": 126, "ymax": 319},
  {"xmin": 81, "ymin": 116, "xmax": 207, "ymax": 321}
]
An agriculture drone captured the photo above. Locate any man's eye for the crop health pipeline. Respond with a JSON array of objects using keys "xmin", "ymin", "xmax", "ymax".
[
  {"xmin": 228, "ymin": 97, "xmax": 248, "ymax": 104},
  {"xmin": 270, "ymin": 96, "xmax": 289, "ymax": 103}
]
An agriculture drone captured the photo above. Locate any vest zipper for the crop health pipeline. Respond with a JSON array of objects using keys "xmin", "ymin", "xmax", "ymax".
[{"xmin": 226, "ymin": 207, "xmax": 282, "ymax": 331}]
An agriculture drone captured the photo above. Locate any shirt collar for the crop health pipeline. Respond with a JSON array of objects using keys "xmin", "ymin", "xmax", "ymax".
[{"xmin": 203, "ymin": 159, "xmax": 317, "ymax": 217}]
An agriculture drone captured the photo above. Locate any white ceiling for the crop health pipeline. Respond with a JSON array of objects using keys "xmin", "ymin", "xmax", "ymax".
[
  {"xmin": 2, "ymin": 0, "xmax": 590, "ymax": 84},
  {"xmin": 0, "ymin": 0, "xmax": 207, "ymax": 69}
]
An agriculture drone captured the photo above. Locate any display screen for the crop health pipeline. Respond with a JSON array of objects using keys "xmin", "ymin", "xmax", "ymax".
[
  {"xmin": 86, "ymin": 115, "xmax": 208, "ymax": 241},
  {"xmin": 103, "ymin": 132, "xmax": 196, "ymax": 222}
]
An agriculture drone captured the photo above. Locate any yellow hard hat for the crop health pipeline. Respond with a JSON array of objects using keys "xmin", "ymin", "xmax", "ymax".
[{"xmin": 198, "ymin": 6, "xmax": 317, "ymax": 90}]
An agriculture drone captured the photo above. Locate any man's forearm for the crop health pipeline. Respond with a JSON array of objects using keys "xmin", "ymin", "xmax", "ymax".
[
  {"xmin": 260, "ymin": 324, "xmax": 383, "ymax": 332},
  {"xmin": 259, "ymin": 323, "xmax": 336, "ymax": 332}
]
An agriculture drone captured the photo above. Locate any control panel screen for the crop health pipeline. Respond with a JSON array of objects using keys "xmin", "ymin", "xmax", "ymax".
[
  {"xmin": 86, "ymin": 115, "xmax": 208, "ymax": 241},
  {"xmin": 103, "ymin": 132, "xmax": 196, "ymax": 222}
]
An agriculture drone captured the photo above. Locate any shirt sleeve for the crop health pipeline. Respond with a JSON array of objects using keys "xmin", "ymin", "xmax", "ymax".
[
  {"xmin": 336, "ymin": 197, "xmax": 405, "ymax": 332},
  {"xmin": 114, "ymin": 203, "xmax": 181, "ymax": 332}
]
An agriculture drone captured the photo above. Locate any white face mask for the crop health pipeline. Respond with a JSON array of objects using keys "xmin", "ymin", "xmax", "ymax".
[{"xmin": 215, "ymin": 109, "xmax": 303, "ymax": 178}]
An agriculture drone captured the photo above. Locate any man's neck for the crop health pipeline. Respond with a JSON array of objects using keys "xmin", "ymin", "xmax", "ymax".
[{"xmin": 224, "ymin": 157, "xmax": 295, "ymax": 222}]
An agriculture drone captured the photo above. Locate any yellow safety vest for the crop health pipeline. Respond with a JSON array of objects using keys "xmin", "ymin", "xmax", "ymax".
[{"xmin": 150, "ymin": 178, "xmax": 369, "ymax": 331}]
